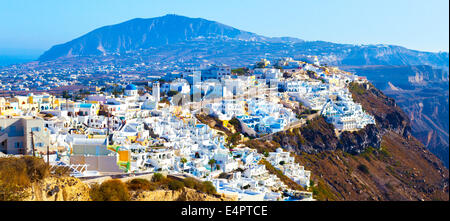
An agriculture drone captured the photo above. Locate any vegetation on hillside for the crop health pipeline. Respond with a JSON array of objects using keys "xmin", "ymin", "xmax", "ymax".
[
  {"xmin": 90, "ymin": 179, "xmax": 130, "ymax": 201},
  {"xmin": 126, "ymin": 174, "xmax": 216, "ymax": 194},
  {"xmin": 231, "ymin": 67, "xmax": 250, "ymax": 76},
  {"xmin": 0, "ymin": 156, "xmax": 50, "ymax": 201},
  {"xmin": 244, "ymin": 139, "xmax": 280, "ymax": 154},
  {"xmin": 90, "ymin": 174, "xmax": 218, "ymax": 201}
]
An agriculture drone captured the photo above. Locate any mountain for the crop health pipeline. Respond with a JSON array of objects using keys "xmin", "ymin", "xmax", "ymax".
[
  {"xmin": 39, "ymin": 14, "xmax": 448, "ymax": 70},
  {"xmin": 38, "ymin": 14, "xmax": 302, "ymax": 61}
]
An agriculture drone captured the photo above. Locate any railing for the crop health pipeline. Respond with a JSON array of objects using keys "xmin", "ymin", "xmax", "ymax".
[{"xmin": 50, "ymin": 163, "xmax": 88, "ymax": 175}]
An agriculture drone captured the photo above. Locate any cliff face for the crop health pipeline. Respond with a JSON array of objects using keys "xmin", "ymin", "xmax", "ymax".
[
  {"xmin": 295, "ymin": 131, "xmax": 448, "ymax": 201},
  {"xmin": 265, "ymin": 81, "xmax": 448, "ymax": 200},
  {"xmin": 342, "ymin": 65, "xmax": 449, "ymax": 167},
  {"xmin": 267, "ymin": 82, "xmax": 412, "ymax": 155},
  {"xmin": 349, "ymin": 82, "xmax": 411, "ymax": 137},
  {"xmin": 338, "ymin": 124, "xmax": 383, "ymax": 154},
  {"xmin": 269, "ymin": 117, "xmax": 382, "ymax": 155},
  {"xmin": 23, "ymin": 177, "xmax": 91, "ymax": 201}
]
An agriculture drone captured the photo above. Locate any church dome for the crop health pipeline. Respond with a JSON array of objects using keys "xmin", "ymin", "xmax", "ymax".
[{"xmin": 125, "ymin": 84, "xmax": 137, "ymax": 90}]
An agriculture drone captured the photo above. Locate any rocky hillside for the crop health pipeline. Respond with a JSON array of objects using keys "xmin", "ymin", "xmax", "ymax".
[
  {"xmin": 295, "ymin": 131, "xmax": 448, "ymax": 201},
  {"xmin": 348, "ymin": 82, "xmax": 412, "ymax": 137},
  {"xmin": 265, "ymin": 117, "xmax": 382, "ymax": 155},
  {"xmin": 261, "ymin": 82, "xmax": 410, "ymax": 155},
  {"xmin": 23, "ymin": 176, "xmax": 91, "ymax": 201},
  {"xmin": 342, "ymin": 65, "xmax": 449, "ymax": 167},
  {"xmin": 250, "ymin": 81, "xmax": 448, "ymax": 200}
]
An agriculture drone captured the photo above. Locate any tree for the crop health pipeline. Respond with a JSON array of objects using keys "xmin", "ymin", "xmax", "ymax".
[
  {"xmin": 62, "ymin": 90, "xmax": 71, "ymax": 99},
  {"xmin": 357, "ymin": 164, "xmax": 370, "ymax": 174},
  {"xmin": 255, "ymin": 62, "xmax": 266, "ymax": 68},
  {"xmin": 180, "ymin": 158, "xmax": 187, "ymax": 172},
  {"xmin": 167, "ymin": 90, "xmax": 179, "ymax": 97},
  {"xmin": 208, "ymin": 159, "xmax": 216, "ymax": 172},
  {"xmin": 112, "ymin": 87, "xmax": 124, "ymax": 97}
]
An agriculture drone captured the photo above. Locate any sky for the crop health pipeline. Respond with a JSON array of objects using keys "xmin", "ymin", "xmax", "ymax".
[{"xmin": 0, "ymin": 0, "xmax": 448, "ymax": 54}]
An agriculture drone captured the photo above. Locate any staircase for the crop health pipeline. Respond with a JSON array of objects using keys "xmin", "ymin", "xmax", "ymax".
[
  {"xmin": 0, "ymin": 132, "xmax": 8, "ymax": 144},
  {"xmin": 0, "ymin": 132, "xmax": 8, "ymax": 154}
]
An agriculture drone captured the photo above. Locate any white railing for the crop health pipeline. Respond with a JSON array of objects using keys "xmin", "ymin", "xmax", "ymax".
[{"xmin": 50, "ymin": 163, "xmax": 88, "ymax": 176}]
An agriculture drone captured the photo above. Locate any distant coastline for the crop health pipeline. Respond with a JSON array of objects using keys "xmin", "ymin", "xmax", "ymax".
[{"xmin": 0, "ymin": 48, "xmax": 43, "ymax": 66}]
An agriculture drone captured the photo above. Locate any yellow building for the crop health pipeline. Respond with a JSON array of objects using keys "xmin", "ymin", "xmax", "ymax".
[{"xmin": 0, "ymin": 98, "xmax": 21, "ymax": 116}]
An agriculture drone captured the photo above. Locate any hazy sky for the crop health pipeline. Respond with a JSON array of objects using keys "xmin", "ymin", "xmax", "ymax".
[{"xmin": 0, "ymin": 0, "xmax": 448, "ymax": 53}]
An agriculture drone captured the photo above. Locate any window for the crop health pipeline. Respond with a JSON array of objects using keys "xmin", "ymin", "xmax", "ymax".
[{"xmin": 31, "ymin": 127, "xmax": 41, "ymax": 132}]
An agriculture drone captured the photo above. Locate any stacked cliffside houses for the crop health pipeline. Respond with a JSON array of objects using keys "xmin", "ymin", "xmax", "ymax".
[{"xmin": 0, "ymin": 56, "xmax": 376, "ymax": 201}]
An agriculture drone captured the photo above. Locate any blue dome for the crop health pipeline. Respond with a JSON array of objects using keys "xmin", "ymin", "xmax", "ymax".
[{"xmin": 125, "ymin": 84, "xmax": 137, "ymax": 90}]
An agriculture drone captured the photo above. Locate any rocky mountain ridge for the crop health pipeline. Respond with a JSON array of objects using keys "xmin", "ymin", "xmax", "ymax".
[{"xmin": 38, "ymin": 14, "xmax": 449, "ymax": 70}]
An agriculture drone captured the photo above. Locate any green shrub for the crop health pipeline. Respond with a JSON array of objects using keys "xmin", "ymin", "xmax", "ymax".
[
  {"xmin": 152, "ymin": 173, "xmax": 164, "ymax": 182},
  {"xmin": 148, "ymin": 183, "xmax": 157, "ymax": 191},
  {"xmin": 168, "ymin": 179, "xmax": 185, "ymax": 191},
  {"xmin": 379, "ymin": 148, "xmax": 391, "ymax": 159},
  {"xmin": 90, "ymin": 179, "xmax": 130, "ymax": 201},
  {"xmin": 167, "ymin": 90, "xmax": 179, "ymax": 97},
  {"xmin": 183, "ymin": 177, "xmax": 198, "ymax": 189},
  {"xmin": 201, "ymin": 181, "xmax": 217, "ymax": 195},
  {"xmin": 357, "ymin": 164, "xmax": 370, "ymax": 174},
  {"xmin": 127, "ymin": 178, "xmax": 151, "ymax": 191}
]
